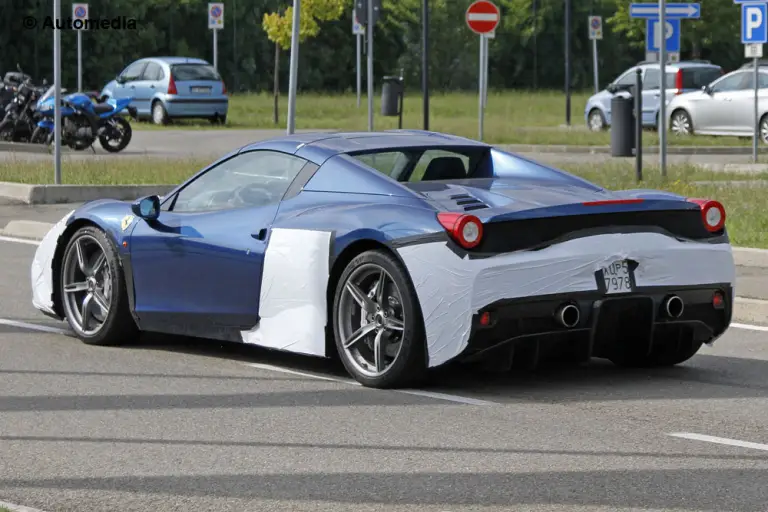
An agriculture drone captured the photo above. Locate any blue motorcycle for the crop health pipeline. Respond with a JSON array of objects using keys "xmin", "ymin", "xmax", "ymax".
[{"xmin": 35, "ymin": 86, "xmax": 136, "ymax": 152}]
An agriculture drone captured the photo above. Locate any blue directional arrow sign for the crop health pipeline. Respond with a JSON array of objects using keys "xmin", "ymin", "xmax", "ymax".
[
  {"xmin": 630, "ymin": 3, "xmax": 700, "ymax": 19},
  {"xmin": 646, "ymin": 18, "xmax": 681, "ymax": 52},
  {"xmin": 742, "ymin": 2, "xmax": 768, "ymax": 44}
]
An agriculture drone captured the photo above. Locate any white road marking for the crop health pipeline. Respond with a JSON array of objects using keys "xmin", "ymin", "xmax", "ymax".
[
  {"xmin": 0, "ymin": 235, "xmax": 40, "ymax": 246},
  {"xmin": 0, "ymin": 499, "xmax": 50, "ymax": 512},
  {"xmin": 0, "ymin": 318, "xmax": 70, "ymax": 335},
  {"xmin": 668, "ymin": 432, "xmax": 768, "ymax": 452},
  {"xmin": 731, "ymin": 322, "xmax": 768, "ymax": 333},
  {"xmin": 245, "ymin": 362, "xmax": 497, "ymax": 405}
]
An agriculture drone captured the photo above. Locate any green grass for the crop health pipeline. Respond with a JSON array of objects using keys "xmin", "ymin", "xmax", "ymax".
[
  {"xmin": 0, "ymin": 507, "xmax": 13, "ymax": 512},
  {"xmin": 0, "ymin": 157, "xmax": 765, "ymax": 247},
  {"xmin": 130, "ymin": 90, "xmax": 754, "ymax": 147}
]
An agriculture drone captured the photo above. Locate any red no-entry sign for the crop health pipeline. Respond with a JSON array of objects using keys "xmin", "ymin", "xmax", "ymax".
[{"xmin": 466, "ymin": 0, "xmax": 500, "ymax": 35}]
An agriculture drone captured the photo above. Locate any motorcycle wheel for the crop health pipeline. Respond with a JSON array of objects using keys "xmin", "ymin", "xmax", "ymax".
[
  {"xmin": 30, "ymin": 126, "xmax": 48, "ymax": 144},
  {"xmin": 0, "ymin": 119, "xmax": 16, "ymax": 142},
  {"xmin": 99, "ymin": 116, "xmax": 132, "ymax": 153}
]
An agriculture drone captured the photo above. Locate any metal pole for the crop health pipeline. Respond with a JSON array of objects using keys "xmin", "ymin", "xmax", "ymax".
[
  {"xmin": 53, "ymin": 0, "xmax": 62, "ymax": 185},
  {"xmin": 478, "ymin": 36, "xmax": 485, "ymax": 140},
  {"xmin": 754, "ymin": 57, "xmax": 759, "ymax": 163},
  {"xmin": 635, "ymin": 68, "xmax": 643, "ymax": 181},
  {"xmin": 77, "ymin": 30, "xmax": 82, "ymax": 92},
  {"xmin": 483, "ymin": 36, "xmax": 489, "ymax": 107},
  {"xmin": 659, "ymin": 0, "xmax": 667, "ymax": 177},
  {"xmin": 422, "ymin": 0, "xmax": 429, "ymax": 130},
  {"xmin": 533, "ymin": 0, "xmax": 538, "ymax": 89},
  {"xmin": 564, "ymin": 0, "xmax": 571, "ymax": 125},
  {"xmin": 592, "ymin": 38, "xmax": 599, "ymax": 94},
  {"xmin": 356, "ymin": 33, "xmax": 361, "ymax": 108},
  {"xmin": 367, "ymin": 0, "xmax": 374, "ymax": 131},
  {"xmin": 287, "ymin": 0, "xmax": 300, "ymax": 134}
]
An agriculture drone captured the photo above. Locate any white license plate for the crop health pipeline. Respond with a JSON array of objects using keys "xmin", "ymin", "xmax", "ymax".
[
  {"xmin": 191, "ymin": 87, "xmax": 211, "ymax": 94},
  {"xmin": 602, "ymin": 260, "xmax": 633, "ymax": 294}
]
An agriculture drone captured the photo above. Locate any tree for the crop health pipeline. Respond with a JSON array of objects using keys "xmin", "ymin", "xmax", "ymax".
[{"xmin": 263, "ymin": 0, "xmax": 347, "ymax": 124}]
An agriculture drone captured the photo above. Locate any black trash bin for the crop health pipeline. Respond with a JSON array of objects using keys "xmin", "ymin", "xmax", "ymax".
[
  {"xmin": 610, "ymin": 95, "xmax": 636, "ymax": 157},
  {"xmin": 381, "ymin": 75, "xmax": 404, "ymax": 117}
]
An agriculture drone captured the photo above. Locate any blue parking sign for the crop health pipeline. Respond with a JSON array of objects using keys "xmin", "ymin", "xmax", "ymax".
[
  {"xmin": 646, "ymin": 18, "xmax": 681, "ymax": 53},
  {"xmin": 742, "ymin": 2, "xmax": 768, "ymax": 44}
]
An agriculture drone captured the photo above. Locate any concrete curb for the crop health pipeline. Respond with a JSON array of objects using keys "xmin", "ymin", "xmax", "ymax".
[
  {"xmin": 733, "ymin": 297, "xmax": 768, "ymax": 326},
  {"xmin": 0, "ymin": 141, "xmax": 63, "ymax": 155},
  {"xmin": 499, "ymin": 144, "xmax": 768, "ymax": 156},
  {"xmin": 0, "ymin": 182, "xmax": 174, "ymax": 205},
  {"xmin": 0, "ymin": 499, "xmax": 49, "ymax": 512}
]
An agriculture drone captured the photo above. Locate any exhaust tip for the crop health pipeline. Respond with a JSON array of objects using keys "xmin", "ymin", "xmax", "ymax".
[
  {"xmin": 665, "ymin": 295, "xmax": 684, "ymax": 318},
  {"xmin": 556, "ymin": 303, "xmax": 580, "ymax": 328}
]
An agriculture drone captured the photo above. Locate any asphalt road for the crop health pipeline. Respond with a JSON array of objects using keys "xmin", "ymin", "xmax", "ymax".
[{"xmin": 1, "ymin": 238, "xmax": 768, "ymax": 512}]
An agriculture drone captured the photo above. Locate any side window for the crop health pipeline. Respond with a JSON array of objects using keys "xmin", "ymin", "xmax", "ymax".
[
  {"xmin": 353, "ymin": 151, "xmax": 407, "ymax": 177},
  {"xmin": 142, "ymin": 62, "xmax": 163, "ymax": 81},
  {"xmin": 759, "ymin": 73, "xmax": 768, "ymax": 89},
  {"xmin": 170, "ymin": 151, "xmax": 308, "ymax": 213},
  {"xmin": 614, "ymin": 69, "xmax": 637, "ymax": 86},
  {"xmin": 120, "ymin": 61, "xmax": 147, "ymax": 82},
  {"xmin": 410, "ymin": 150, "xmax": 470, "ymax": 182},
  {"xmin": 643, "ymin": 68, "xmax": 660, "ymax": 90},
  {"xmin": 711, "ymin": 73, "xmax": 746, "ymax": 93}
]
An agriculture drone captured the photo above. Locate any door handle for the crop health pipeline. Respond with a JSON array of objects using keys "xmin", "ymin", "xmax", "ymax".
[
  {"xmin": 150, "ymin": 85, "xmax": 155, "ymax": 89},
  {"xmin": 130, "ymin": 85, "xmax": 135, "ymax": 89},
  {"xmin": 251, "ymin": 228, "xmax": 267, "ymax": 241}
]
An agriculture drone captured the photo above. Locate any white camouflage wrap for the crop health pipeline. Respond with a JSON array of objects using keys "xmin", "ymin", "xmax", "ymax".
[
  {"xmin": 396, "ymin": 232, "xmax": 736, "ymax": 367},
  {"xmin": 31, "ymin": 211, "xmax": 75, "ymax": 316}
]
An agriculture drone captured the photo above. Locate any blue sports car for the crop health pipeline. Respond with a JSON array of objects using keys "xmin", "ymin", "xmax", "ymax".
[{"xmin": 30, "ymin": 130, "xmax": 736, "ymax": 388}]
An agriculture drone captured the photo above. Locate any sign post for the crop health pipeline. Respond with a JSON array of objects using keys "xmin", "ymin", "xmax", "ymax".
[
  {"xmin": 72, "ymin": 3, "xmax": 88, "ymax": 92},
  {"xmin": 286, "ymin": 0, "xmax": 300, "ymax": 135},
  {"xmin": 208, "ymin": 3, "xmax": 224, "ymax": 70},
  {"xmin": 53, "ymin": 0, "xmax": 62, "ymax": 185},
  {"xmin": 630, "ymin": 2, "xmax": 700, "ymax": 178},
  {"xmin": 740, "ymin": 1, "xmax": 767, "ymax": 162},
  {"xmin": 353, "ymin": 10, "xmax": 364, "ymax": 108},
  {"xmin": 466, "ymin": 0, "xmax": 500, "ymax": 141},
  {"xmin": 588, "ymin": 16, "xmax": 603, "ymax": 94}
]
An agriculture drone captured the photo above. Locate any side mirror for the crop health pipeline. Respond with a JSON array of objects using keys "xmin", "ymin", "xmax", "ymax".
[
  {"xmin": 131, "ymin": 195, "xmax": 160, "ymax": 221},
  {"xmin": 116, "ymin": 75, "xmax": 126, "ymax": 84},
  {"xmin": 702, "ymin": 85, "xmax": 712, "ymax": 95},
  {"xmin": 606, "ymin": 84, "xmax": 617, "ymax": 93}
]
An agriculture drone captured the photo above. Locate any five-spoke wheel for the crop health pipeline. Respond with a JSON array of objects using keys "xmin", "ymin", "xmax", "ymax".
[
  {"xmin": 59, "ymin": 226, "xmax": 137, "ymax": 345},
  {"xmin": 333, "ymin": 250, "xmax": 426, "ymax": 388}
]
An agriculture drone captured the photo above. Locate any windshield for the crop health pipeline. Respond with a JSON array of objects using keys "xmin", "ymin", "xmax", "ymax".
[{"xmin": 171, "ymin": 64, "xmax": 221, "ymax": 81}]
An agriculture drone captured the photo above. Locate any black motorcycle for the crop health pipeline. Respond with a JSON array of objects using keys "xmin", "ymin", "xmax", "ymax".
[
  {"xmin": 0, "ymin": 66, "xmax": 31, "ymax": 111},
  {"xmin": 0, "ymin": 72, "xmax": 48, "ymax": 143}
]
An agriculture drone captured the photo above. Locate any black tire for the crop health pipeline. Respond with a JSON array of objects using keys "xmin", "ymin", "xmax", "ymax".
[
  {"xmin": 670, "ymin": 109, "xmax": 693, "ymax": 136},
  {"xmin": 332, "ymin": 249, "xmax": 427, "ymax": 388},
  {"xmin": 0, "ymin": 119, "xmax": 15, "ymax": 141},
  {"xmin": 587, "ymin": 109, "xmax": 606, "ymax": 132},
  {"xmin": 30, "ymin": 125, "xmax": 48, "ymax": 144},
  {"xmin": 151, "ymin": 100, "xmax": 168, "ymax": 125},
  {"xmin": 760, "ymin": 114, "xmax": 768, "ymax": 145},
  {"xmin": 59, "ymin": 226, "xmax": 138, "ymax": 346},
  {"xmin": 99, "ymin": 116, "xmax": 132, "ymax": 153}
]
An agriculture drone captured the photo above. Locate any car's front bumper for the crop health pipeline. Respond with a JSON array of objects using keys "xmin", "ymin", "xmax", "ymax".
[{"xmin": 461, "ymin": 284, "xmax": 732, "ymax": 363}]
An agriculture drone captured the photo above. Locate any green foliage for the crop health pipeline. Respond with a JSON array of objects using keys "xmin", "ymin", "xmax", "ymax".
[{"xmin": 263, "ymin": 0, "xmax": 347, "ymax": 50}]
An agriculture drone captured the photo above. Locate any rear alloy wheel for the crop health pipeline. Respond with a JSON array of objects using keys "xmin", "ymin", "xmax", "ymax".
[
  {"xmin": 333, "ymin": 250, "xmax": 426, "ymax": 388},
  {"xmin": 152, "ymin": 101, "xmax": 168, "ymax": 125},
  {"xmin": 587, "ymin": 109, "xmax": 606, "ymax": 131},
  {"xmin": 760, "ymin": 114, "xmax": 768, "ymax": 144},
  {"xmin": 670, "ymin": 109, "xmax": 693, "ymax": 136},
  {"xmin": 60, "ymin": 226, "xmax": 138, "ymax": 345}
]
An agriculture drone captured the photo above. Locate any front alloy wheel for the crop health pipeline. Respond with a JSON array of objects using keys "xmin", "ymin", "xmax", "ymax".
[
  {"xmin": 61, "ymin": 232, "xmax": 113, "ymax": 336},
  {"xmin": 670, "ymin": 110, "xmax": 693, "ymax": 136},
  {"xmin": 333, "ymin": 250, "xmax": 426, "ymax": 388}
]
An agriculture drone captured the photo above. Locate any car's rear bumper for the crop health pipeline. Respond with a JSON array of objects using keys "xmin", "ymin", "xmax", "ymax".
[
  {"xmin": 460, "ymin": 284, "xmax": 732, "ymax": 362},
  {"xmin": 163, "ymin": 95, "xmax": 228, "ymax": 118}
]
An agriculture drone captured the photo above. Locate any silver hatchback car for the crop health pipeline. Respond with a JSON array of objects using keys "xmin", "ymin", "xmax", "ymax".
[{"xmin": 666, "ymin": 65, "xmax": 768, "ymax": 142}]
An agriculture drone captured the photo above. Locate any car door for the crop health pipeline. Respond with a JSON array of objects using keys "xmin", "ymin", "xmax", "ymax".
[
  {"xmin": 133, "ymin": 61, "xmax": 164, "ymax": 116},
  {"xmin": 695, "ymin": 71, "xmax": 749, "ymax": 133},
  {"xmin": 641, "ymin": 66, "xmax": 662, "ymax": 125},
  {"xmin": 111, "ymin": 61, "xmax": 148, "ymax": 102},
  {"xmin": 127, "ymin": 149, "xmax": 311, "ymax": 340},
  {"xmin": 727, "ymin": 71, "xmax": 768, "ymax": 134}
]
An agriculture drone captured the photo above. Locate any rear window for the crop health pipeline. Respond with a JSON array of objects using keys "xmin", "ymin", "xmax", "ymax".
[
  {"xmin": 171, "ymin": 64, "xmax": 220, "ymax": 81},
  {"xmin": 665, "ymin": 67, "xmax": 722, "ymax": 89}
]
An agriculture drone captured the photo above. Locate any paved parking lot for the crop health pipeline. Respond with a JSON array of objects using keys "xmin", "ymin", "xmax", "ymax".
[{"xmin": 1, "ymin": 234, "xmax": 768, "ymax": 512}]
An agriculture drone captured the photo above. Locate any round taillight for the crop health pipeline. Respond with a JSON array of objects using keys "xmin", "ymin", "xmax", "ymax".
[
  {"xmin": 437, "ymin": 213, "xmax": 484, "ymax": 249},
  {"xmin": 687, "ymin": 198, "xmax": 726, "ymax": 233}
]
